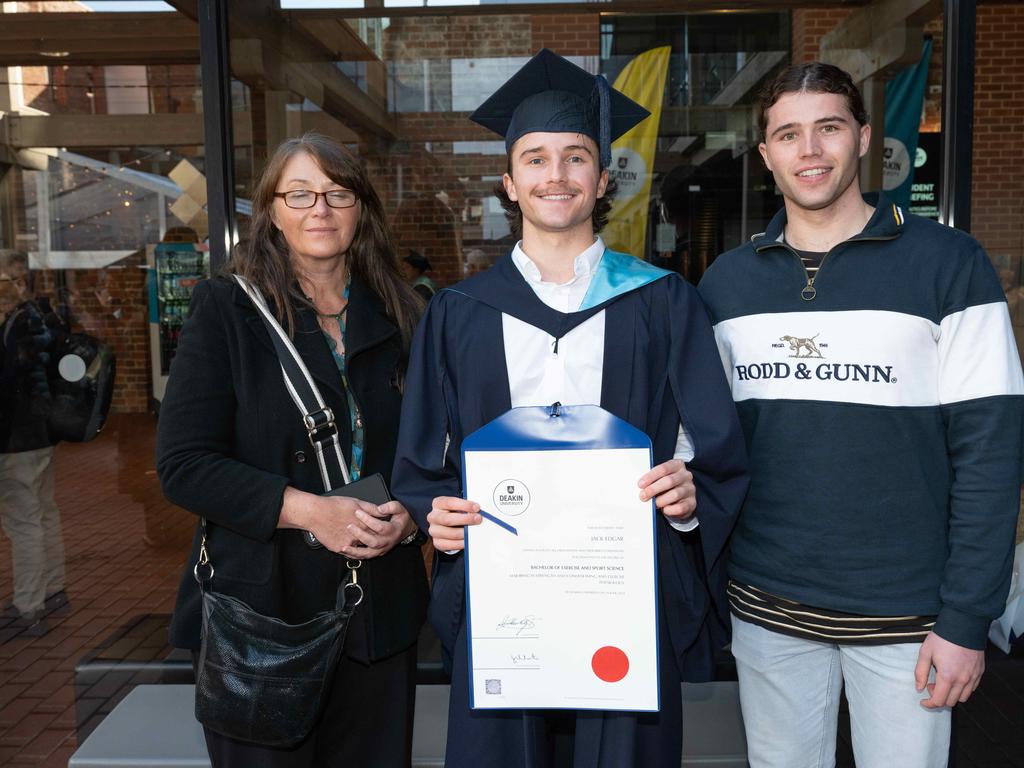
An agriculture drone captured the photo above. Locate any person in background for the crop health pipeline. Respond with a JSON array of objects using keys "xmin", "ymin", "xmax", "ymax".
[
  {"xmin": 402, "ymin": 250, "xmax": 436, "ymax": 301},
  {"xmin": 157, "ymin": 132, "xmax": 428, "ymax": 767},
  {"xmin": 698, "ymin": 62, "xmax": 1024, "ymax": 768},
  {"xmin": 0, "ymin": 249, "xmax": 69, "ymax": 638}
]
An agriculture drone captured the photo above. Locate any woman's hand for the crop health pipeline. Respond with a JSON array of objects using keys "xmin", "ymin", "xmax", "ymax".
[
  {"xmin": 279, "ymin": 488, "xmax": 370, "ymax": 552},
  {"xmin": 638, "ymin": 459, "xmax": 697, "ymax": 522},
  {"xmin": 426, "ymin": 496, "xmax": 482, "ymax": 552},
  {"xmin": 278, "ymin": 487, "xmax": 412, "ymax": 556},
  {"xmin": 337, "ymin": 499, "xmax": 418, "ymax": 560}
]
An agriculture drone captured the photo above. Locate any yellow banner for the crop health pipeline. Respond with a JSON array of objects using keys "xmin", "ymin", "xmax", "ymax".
[{"xmin": 602, "ymin": 46, "xmax": 672, "ymax": 258}]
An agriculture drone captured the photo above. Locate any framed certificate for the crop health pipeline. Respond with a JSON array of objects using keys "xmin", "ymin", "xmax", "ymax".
[{"xmin": 462, "ymin": 404, "xmax": 659, "ymax": 712}]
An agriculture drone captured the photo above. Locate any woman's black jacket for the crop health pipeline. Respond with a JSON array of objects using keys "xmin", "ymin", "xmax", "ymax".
[{"xmin": 157, "ymin": 275, "xmax": 428, "ymax": 662}]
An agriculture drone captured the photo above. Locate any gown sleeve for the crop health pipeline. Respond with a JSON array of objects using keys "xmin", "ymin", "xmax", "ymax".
[
  {"xmin": 666, "ymin": 277, "xmax": 750, "ymax": 590},
  {"xmin": 391, "ymin": 294, "xmax": 463, "ymax": 533}
]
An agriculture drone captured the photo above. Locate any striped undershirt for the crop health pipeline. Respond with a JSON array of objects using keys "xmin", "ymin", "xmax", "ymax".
[
  {"xmin": 728, "ymin": 581, "xmax": 936, "ymax": 645},
  {"xmin": 794, "ymin": 247, "xmax": 825, "ymax": 275}
]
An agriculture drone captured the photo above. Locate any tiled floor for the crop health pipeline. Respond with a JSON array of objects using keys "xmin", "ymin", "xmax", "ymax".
[{"xmin": 1, "ymin": 412, "xmax": 1023, "ymax": 766}]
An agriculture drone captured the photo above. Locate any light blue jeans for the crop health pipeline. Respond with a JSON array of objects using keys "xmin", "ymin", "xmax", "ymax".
[{"xmin": 730, "ymin": 615, "xmax": 951, "ymax": 768}]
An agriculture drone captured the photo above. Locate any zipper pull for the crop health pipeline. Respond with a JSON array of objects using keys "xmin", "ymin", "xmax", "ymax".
[
  {"xmin": 801, "ymin": 279, "xmax": 817, "ymax": 301},
  {"xmin": 551, "ymin": 337, "xmax": 559, "ymax": 356}
]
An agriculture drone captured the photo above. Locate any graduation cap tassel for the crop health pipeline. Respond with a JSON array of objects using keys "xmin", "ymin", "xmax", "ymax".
[{"xmin": 596, "ymin": 74, "xmax": 612, "ymax": 169}]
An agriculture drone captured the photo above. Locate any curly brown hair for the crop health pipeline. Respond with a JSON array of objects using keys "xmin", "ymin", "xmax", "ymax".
[
  {"xmin": 228, "ymin": 133, "xmax": 420, "ymax": 353},
  {"xmin": 493, "ymin": 160, "xmax": 619, "ymax": 240},
  {"xmin": 757, "ymin": 62, "xmax": 869, "ymax": 141}
]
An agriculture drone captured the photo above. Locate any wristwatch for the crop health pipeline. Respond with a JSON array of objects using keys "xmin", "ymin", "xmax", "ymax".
[{"xmin": 399, "ymin": 528, "xmax": 424, "ymax": 546}]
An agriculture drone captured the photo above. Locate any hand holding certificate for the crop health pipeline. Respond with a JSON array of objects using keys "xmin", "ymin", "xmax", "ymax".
[{"xmin": 462, "ymin": 404, "xmax": 659, "ymax": 712}]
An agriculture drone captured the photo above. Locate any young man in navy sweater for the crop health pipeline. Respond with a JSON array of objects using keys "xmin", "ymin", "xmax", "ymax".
[{"xmin": 698, "ymin": 62, "xmax": 1024, "ymax": 767}]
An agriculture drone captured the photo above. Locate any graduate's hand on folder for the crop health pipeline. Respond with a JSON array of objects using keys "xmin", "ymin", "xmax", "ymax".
[
  {"xmin": 427, "ymin": 496, "xmax": 482, "ymax": 552},
  {"xmin": 638, "ymin": 459, "xmax": 697, "ymax": 522}
]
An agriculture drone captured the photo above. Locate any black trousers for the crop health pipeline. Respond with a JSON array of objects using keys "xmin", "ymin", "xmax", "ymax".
[{"xmin": 196, "ymin": 643, "xmax": 418, "ymax": 768}]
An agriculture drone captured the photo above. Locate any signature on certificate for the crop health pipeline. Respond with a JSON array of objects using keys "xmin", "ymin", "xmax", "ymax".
[
  {"xmin": 511, "ymin": 652, "xmax": 540, "ymax": 665},
  {"xmin": 496, "ymin": 615, "xmax": 540, "ymax": 636}
]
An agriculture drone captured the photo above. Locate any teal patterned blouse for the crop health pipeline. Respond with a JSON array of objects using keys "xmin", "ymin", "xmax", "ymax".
[{"xmin": 321, "ymin": 283, "xmax": 363, "ymax": 481}]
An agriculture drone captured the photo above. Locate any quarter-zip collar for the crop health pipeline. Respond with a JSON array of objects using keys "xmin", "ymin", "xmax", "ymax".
[{"xmin": 752, "ymin": 191, "xmax": 905, "ymax": 254}]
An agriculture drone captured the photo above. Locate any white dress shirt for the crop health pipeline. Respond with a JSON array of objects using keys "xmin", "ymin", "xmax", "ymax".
[{"xmin": 503, "ymin": 237, "xmax": 698, "ymax": 532}]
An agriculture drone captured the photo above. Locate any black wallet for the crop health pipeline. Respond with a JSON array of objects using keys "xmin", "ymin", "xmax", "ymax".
[{"xmin": 305, "ymin": 472, "xmax": 392, "ymax": 548}]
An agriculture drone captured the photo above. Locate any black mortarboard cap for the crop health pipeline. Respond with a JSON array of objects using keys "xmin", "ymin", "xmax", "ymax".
[{"xmin": 469, "ymin": 49, "xmax": 650, "ymax": 168}]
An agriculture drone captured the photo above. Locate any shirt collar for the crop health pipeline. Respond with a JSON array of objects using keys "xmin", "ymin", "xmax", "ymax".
[{"xmin": 511, "ymin": 236, "xmax": 605, "ymax": 286}]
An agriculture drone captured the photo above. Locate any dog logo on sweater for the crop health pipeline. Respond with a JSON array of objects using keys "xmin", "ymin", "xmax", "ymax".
[{"xmin": 780, "ymin": 333, "xmax": 824, "ymax": 358}]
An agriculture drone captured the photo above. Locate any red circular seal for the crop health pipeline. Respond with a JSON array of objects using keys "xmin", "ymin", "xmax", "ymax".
[{"xmin": 591, "ymin": 646, "xmax": 629, "ymax": 683}]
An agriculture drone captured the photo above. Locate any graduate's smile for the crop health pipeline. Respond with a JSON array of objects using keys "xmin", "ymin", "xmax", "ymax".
[{"xmin": 535, "ymin": 188, "xmax": 581, "ymax": 203}]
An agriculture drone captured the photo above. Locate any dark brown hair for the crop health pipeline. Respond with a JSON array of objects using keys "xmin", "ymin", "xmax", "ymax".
[
  {"xmin": 493, "ymin": 165, "xmax": 618, "ymax": 240},
  {"xmin": 228, "ymin": 132, "xmax": 420, "ymax": 352},
  {"xmin": 757, "ymin": 62, "xmax": 869, "ymax": 140}
]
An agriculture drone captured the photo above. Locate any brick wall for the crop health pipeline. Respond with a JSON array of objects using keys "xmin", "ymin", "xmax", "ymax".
[
  {"xmin": 972, "ymin": 4, "xmax": 1024, "ymax": 268},
  {"xmin": 530, "ymin": 14, "xmax": 600, "ymax": 56},
  {"xmin": 791, "ymin": 9, "xmax": 852, "ymax": 63}
]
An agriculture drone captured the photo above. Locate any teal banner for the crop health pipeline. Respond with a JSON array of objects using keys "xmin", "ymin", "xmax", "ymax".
[{"xmin": 883, "ymin": 38, "xmax": 933, "ymax": 209}]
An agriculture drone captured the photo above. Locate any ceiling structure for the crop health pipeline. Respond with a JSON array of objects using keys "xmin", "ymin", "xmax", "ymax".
[{"xmin": 0, "ymin": 0, "xmax": 936, "ymax": 177}]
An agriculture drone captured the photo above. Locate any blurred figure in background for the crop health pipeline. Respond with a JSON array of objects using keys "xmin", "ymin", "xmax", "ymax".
[
  {"xmin": 401, "ymin": 250, "xmax": 436, "ymax": 301},
  {"xmin": 0, "ymin": 249, "xmax": 68, "ymax": 638}
]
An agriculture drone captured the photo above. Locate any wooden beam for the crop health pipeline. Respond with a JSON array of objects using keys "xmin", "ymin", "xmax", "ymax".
[
  {"xmin": 293, "ymin": 18, "xmax": 378, "ymax": 62},
  {"xmin": 859, "ymin": 76, "xmax": 886, "ymax": 191},
  {"xmin": 224, "ymin": 0, "xmax": 394, "ymax": 139},
  {"xmin": 0, "ymin": 112, "xmax": 251, "ymax": 149},
  {"xmin": 287, "ymin": 0, "xmax": 868, "ymax": 19},
  {"xmin": 709, "ymin": 51, "xmax": 787, "ymax": 106},
  {"xmin": 295, "ymin": 17, "xmax": 389, "ymax": 104},
  {"xmin": 819, "ymin": 0, "xmax": 940, "ymax": 82},
  {"xmin": 0, "ymin": 12, "xmax": 199, "ymax": 66},
  {"xmin": 232, "ymin": 38, "xmax": 368, "ymax": 136}
]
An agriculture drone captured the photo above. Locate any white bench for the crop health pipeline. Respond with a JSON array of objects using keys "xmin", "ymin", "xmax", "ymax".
[{"xmin": 68, "ymin": 683, "xmax": 746, "ymax": 767}]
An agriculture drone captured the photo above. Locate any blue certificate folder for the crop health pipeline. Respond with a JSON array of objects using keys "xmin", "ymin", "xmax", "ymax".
[{"xmin": 461, "ymin": 404, "xmax": 661, "ymax": 711}]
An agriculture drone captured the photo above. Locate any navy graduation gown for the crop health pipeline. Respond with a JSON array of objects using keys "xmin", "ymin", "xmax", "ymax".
[{"xmin": 392, "ymin": 252, "xmax": 748, "ymax": 767}]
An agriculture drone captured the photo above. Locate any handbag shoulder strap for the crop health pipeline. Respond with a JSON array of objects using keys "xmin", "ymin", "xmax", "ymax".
[{"xmin": 232, "ymin": 274, "xmax": 351, "ymax": 492}]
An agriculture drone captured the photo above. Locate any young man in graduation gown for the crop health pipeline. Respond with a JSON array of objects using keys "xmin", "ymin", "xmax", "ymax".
[{"xmin": 391, "ymin": 49, "xmax": 749, "ymax": 768}]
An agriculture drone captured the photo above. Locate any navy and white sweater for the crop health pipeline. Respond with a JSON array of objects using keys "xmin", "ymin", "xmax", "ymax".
[{"xmin": 698, "ymin": 193, "xmax": 1024, "ymax": 650}]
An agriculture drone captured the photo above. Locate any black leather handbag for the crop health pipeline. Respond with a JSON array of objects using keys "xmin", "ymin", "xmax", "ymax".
[{"xmin": 192, "ymin": 275, "xmax": 363, "ymax": 747}]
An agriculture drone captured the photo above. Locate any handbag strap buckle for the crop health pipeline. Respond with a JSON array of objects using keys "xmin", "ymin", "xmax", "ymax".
[
  {"xmin": 193, "ymin": 529, "xmax": 215, "ymax": 583},
  {"xmin": 340, "ymin": 559, "xmax": 363, "ymax": 608},
  {"xmin": 304, "ymin": 406, "xmax": 336, "ymax": 446}
]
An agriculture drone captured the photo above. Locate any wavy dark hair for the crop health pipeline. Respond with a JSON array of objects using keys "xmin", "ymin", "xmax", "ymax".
[
  {"xmin": 228, "ymin": 133, "xmax": 420, "ymax": 353},
  {"xmin": 757, "ymin": 62, "xmax": 869, "ymax": 140},
  {"xmin": 493, "ymin": 161, "xmax": 619, "ymax": 240}
]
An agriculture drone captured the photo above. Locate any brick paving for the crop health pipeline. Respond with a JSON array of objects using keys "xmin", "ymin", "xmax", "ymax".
[
  {"xmin": 2, "ymin": 412, "xmax": 1023, "ymax": 766},
  {"xmin": 0, "ymin": 413, "xmax": 193, "ymax": 765}
]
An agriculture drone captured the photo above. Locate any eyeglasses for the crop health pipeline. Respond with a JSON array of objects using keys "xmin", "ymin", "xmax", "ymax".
[{"xmin": 274, "ymin": 189, "xmax": 358, "ymax": 209}]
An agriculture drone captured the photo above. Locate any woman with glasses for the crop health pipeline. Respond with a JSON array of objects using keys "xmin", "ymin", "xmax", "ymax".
[{"xmin": 157, "ymin": 132, "xmax": 428, "ymax": 767}]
